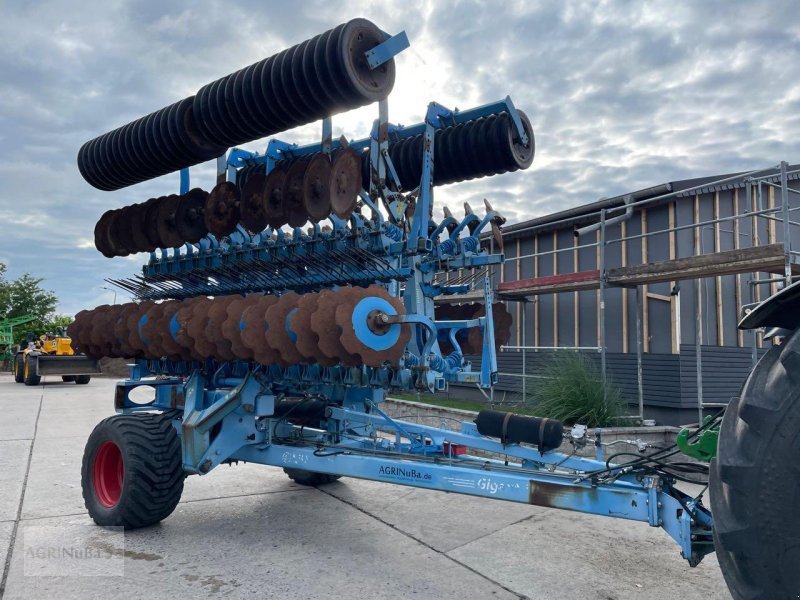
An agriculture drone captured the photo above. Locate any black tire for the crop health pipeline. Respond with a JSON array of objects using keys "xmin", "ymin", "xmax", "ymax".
[
  {"xmin": 283, "ymin": 468, "xmax": 341, "ymax": 486},
  {"xmin": 74, "ymin": 375, "xmax": 91, "ymax": 384},
  {"xmin": 710, "ymin": 328, "xmax": 800, "ymax": 599},
  {"xmin": 23, "ymin": 357, "xmax": 40, "ymax": 386},
  {"xmin": 14, "ymin": 355, "xmax": 24, "ymax": 383},
  {"xmin": 62, "ymin": 375, "xmax": 75, "ymax": 382},
  {"xmin": 81, "ymin": 413, "xmax": 184, "ymax": 529}
]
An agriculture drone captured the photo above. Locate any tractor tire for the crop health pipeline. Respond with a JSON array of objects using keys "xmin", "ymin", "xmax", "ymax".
[
  {"xmin": 23, "ymin": 357, "xmax": 40, "ymax": 386},
  {"xmin": 81, "ymin": 412, "xmax": 184, "ymax": 529},
  {"xmin": 284, "ymin": 468, "xmax": 341, "ymax": 486},
  {"xmin": 75, "ymin": 375, "xmax": 91, "ymax": 384},
  {"xmin": 710, "ymin": 328, "xmax": 800, "ymax": 599},
  {"xmin": 14, "ymin": 355, "xmax": 24, "ymax": 383},
  {"xmin": 62, "ymin": 376, "xmax": 75, "ymax": 382}
]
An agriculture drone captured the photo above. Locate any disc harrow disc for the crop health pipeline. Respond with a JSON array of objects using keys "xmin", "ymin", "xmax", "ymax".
[
  {"xmin": 144, "ymin": 196, "xmax": 165, "ymax": 249},
  {"xmin": 311, "ymin": 288, "xmax": 359, "ymax": 366},
  {"xmin": 293, "ymin": 292, "xmax": 337, "ymax": 366},
  {"xmin": 205, "ymin": 181, "xmax": 241, "ymax": 238},
  {"xmin": 174, "ymin": 298, "xmax": 204, "ymax": 361},
  {"xmin": 335, "ymin": 285, "xmax": 410, "ymax": 367},
  {"xmin": 186, "ymin": 297, "xmax": 215, "ymax": 358},
  {"xmin": 263, "ymin": 163, "xmax": 288, "ymax": 229},
  {"xmin": 240, "ymin": 171, "xmax": 268, "ymax": 233},
  {"xmin": 90, "ymin": 305, "xmax": 117, "ymax": 356},
  {"xmin": 156, "ymin": 195, "xmax": 183, "ymax": 248},
  {"xmin": 140, "ymin": 303, "xmax": 166, "ymax": 358},
  {"xmin": 94, "ymin": 210, "xmax": 116, "ymax": 258},
  {"xmin": 282, "ymin": 157, "xmax": 310, "ymax": 228},
  {"xmin": 205, "ymin": 295, "xmax": 238, "ymax": 361},
  {"xmin": 175, "ymin": 188, "xmax": 209, "ymax": 243},
  {"xmin": 129, "ymin": 202, "xmax": 152, "ymax": 253},
  {"xmin": 302, "ymin": 153, "xmax": 332, "ymax": 222},
  {"xmin": 222, "ymin": 294, "xmax": 259, "ymax": 361},
  {"xmin": 127, "ymin": 302, "xmax": 154, "ymax": 356},
  {"xmin": 241, "ymin": 294, "xmax": 279, "ymax": 365},
  {"xmin": 112, "ymin": 206, "xmax": 137, "ymax": 255},
  {"xmin": 330, "ymin": 147, "xmax": 361, "ymax": 219},
  {"xmin": 109, "ymin": 304, "xmax": 134, "ymax": 358},
  {"xmin": 264, "ymin": 292, "xmax": 304, "ymax": 366},
  {"xmin": 466, "ymin": 302, "xmax": 513, "ymax": 353},
  {"xmin": 87, "ymin": 304, "xmax": 112, "ymax": 348},
  {"xmin": 67, "ymin": 310, "xmax": 89, "ymax": 352},
  {"xmin": 156, "ymin": 301, "xmax": 188, "ymax": 360}
]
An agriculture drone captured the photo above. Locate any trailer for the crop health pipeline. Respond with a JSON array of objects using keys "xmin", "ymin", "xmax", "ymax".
[{"xmin": 70, "ymin": 19, "xmax": 797, "ymax": 599}]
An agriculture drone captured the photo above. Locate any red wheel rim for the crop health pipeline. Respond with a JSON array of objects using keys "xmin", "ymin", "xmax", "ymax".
[{"xmin": 93, "ymin": 441, "xmax": 123, "ymax": 508}]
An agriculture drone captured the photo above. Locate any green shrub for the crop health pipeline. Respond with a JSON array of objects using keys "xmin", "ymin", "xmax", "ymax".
[{"xmin": 531, "ymin": 352, "xmax": 623, "ymax": 427}]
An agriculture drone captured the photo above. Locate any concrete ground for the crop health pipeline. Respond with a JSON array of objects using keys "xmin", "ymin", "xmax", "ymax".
[{"xmin": 0, "ymin": 374, "xmax": 730, "ymax": 599}]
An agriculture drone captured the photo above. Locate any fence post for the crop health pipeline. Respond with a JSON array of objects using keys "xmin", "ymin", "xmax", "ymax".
[
  {"xmin": 636, "ymin": 285, "xmax": 644, "ymax": 421},
  {"xmin": 599, "ymin": 209, "xmax": 607, "ymax": 391},
  {"xmin": 695, "ymin": 277, "xmax": 704, "ymax": 425}
]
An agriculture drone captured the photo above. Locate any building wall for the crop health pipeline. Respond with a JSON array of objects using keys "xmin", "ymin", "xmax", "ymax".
[
  {"xmin": 461, "ymin": 177, "xmax": 800, "ymax": 422},
  {"xmin": 496, "ymin": 180, "xmax": 800, "ymax": 356}
]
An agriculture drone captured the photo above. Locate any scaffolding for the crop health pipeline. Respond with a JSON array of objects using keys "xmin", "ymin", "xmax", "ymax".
[{"xmin": 493, "ymin": 161, "xmax": 799, "ymax": 423}]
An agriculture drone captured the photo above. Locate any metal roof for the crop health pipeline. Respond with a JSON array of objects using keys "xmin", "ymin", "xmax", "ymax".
[{"xmin": 493, "ymin": 163, "xmax": 800, "ymax": 242}]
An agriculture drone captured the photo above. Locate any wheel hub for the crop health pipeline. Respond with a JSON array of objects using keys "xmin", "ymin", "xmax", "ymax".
[{"xmin": 93, "ymin": 441, "xmax": 123, "ymax": 508}]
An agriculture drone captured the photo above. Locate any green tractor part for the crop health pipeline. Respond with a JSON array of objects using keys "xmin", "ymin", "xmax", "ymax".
[
  {"xmin": 676, "ymin": 415, "xmax": 719, "ymax": 462},
  {"xmin": 1, "ymin": 314, "xmax": 36, "ymax": 368}
]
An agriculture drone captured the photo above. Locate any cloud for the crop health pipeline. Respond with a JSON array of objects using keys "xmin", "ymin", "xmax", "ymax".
[{"xmin": 0, "ymin": 0, "xmax": 799, "ymax": 314}]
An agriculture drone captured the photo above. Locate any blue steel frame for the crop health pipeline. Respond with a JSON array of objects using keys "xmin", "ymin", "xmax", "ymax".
[{"xmin": 109, "ymin": 30, "xmax": 715, "ymax": 569}]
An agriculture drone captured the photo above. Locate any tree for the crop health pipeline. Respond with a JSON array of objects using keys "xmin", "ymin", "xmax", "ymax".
[{"xmin": 0, "ymin": 263, "xmax": 62, "ymax": 345}]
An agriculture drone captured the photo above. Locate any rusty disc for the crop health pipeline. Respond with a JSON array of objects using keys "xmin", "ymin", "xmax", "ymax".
[
  {"xmin": 174, "ymin": 297, "xmax": 206, "ymax": 360},
  {"xmin": 335, "ymin": 285, "xmax": 410, "ymax": 367},
  {"xmin": 185, "ymin": 297, "xmax": 216, "ymax": 359},
  {"xmin": 128, "ymin": 202, "xmax": 152, "ymax": 253},
  {"xmin": 156, "ymin": 195, "xmax": 183, "ymax": 248},
  {"xmin": 175, "ymin": 188, "xmax": 210, "ymax": 244},
  {"xmin": 311, "ymin": 288, "xmax": 359, "ymax": 366},
  {"xmin": 126, "ymin": 302, "xmax": 154, "ymax": 356},
  {"xmin": 67, "ymin": 311, "xmax": 88, "ymax": 350},
  {"xmin": 88, "ymin": 304, "xmax": 113, "ymax": 347},
  {"xmin": 144, "ymin": 196, "xmax": 165, "ymax": 249},
  {"xmin": 205, "ymin": 295, "xmax": 239, "ymax": 361},
  {"xmin": 105, "ymin": 210, "xmax": 130, "ymax": 257},
  {"xmin": 222, "ymin": 294, "xmax": 259, "ymax": 361},
  {"xmin": 135, "ymin": 199, "xmax": 160, "ymax": 253},
  {"xmin": 94, "ymin": 210, "xmax": 117, "ymax": 258},
  {"xmin": 156, "ymin": 301, "xmax": 187, "ymax": 360},
  {"xmin": 282, "ymin": 157, "xmax": 310, "ymax": 228},
  {"xmin": 205, "ymin": 182, "xmax": 241, "ymax": 238},
  {"xmin": 302, "ymin": 153, "xmax": 332, "ymax": 222},
  {"xmin": 240, "ymin": 295, "xmax": 279, "ymax": 365},
  {"xmin": 84, "ymin": 305, "xmax": 113, "ymax": 358},
  {"xmin": 112, "ymin": 206, "xmax": 138, "ymax": 255},
  {"xmin": 111, "ymin": 303, "xmax": 137, "ymax": 358},
  {"xmin": 89, "ymin": 305, "xmax": 117, "ymax": 356},
  {"xmin": 139, "ymin": 303, "xmax": 166, "ymax": 359},
  {"xmin": 264, "ymin": 292, "xmax": 303, "ymax": 366},
  {"xmin": 466, "ymin": 302, "xmax": 513, "ymax": 353},
  {"xmin": 262, "ymin": 163, "xmax": 288, "ymax": 229},
  {"xmin": 240, "ymin": 171, "xmax": 269, "ymax": 233},
  {"xmin": 329, "ymin": 147, "xmax": 361, "ymax": 219},
  {"xmin": 293, "ymin": 292, "xmax": 337, "ymax": 366}
]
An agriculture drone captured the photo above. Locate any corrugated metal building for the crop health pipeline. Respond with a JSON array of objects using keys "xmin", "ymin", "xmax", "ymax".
[{"xmin": 457, "ymin": 162, "xmax": 800, "ymax": 425}]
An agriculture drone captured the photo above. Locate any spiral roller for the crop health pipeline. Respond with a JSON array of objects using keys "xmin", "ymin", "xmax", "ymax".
[{"xmin": 76, "ymin": 18, "xmax": 396, "ymax": 191}]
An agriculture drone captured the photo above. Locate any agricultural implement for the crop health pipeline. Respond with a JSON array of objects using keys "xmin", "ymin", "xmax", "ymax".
[{"xmin": 71, "ymin": 18, "xmax": 797, "ymax": 599}]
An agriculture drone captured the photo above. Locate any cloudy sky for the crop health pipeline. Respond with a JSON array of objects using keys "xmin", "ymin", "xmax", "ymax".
[{"xmin": 1, "ymin": 0, "xmax": 798, "ymax": 315}]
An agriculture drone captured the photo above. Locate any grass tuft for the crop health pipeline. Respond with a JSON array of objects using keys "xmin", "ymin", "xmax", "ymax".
[{"xmin": 531, "ymin": 352, "xmax": 623, "ymax": 427}]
